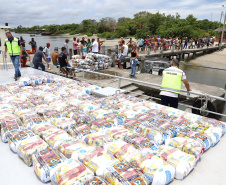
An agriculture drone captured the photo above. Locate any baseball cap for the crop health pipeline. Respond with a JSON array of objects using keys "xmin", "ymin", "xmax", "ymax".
[
  {"xmin": 46, "ymin": 42, "xmax": 50, "ymax": 45},
  {"xmin": 39, "ymin": 46, "xmax": 43, "ymax": 50}
]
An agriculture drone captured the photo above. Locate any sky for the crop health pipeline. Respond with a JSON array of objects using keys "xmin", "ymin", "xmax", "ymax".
[{"xmin": 0, "ymin": 0, "xmax": 226, "ymax": 28}]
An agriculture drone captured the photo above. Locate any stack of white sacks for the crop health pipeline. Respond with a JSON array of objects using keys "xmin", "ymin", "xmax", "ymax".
[
  {"xmin": 0, "ymin": 76, "xmax": 225, "ymax": 185},
  {"xmin": 69, "ymin": 53, "xmax": 112, "ymax": 72}
]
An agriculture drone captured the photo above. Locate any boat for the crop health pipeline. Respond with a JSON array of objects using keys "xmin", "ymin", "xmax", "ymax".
[
  {"xmin": 41, "ymin": 32, "xmax": 53, "ymax": 36},
  {"xmin": 106, "ymin": 38, "xmax": 115, "ymax": 40},
  {"xmin": 30, "ymin": 34, "xmax": 36, "ymax": 37}
]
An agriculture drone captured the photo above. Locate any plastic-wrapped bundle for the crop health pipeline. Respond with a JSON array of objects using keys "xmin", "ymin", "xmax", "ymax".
[
  {"xmin": 124, "ymin": 119, "xmax": 142, "ymax": 132},
  {"xmin": 70, "ymin": 112, "xmax": 92, "ymax": 126},
  {"xmin": 119, "ymin": 108, "xmax": 138, "ymax": 118},
  {"xmin": 50, "ymin": 158, "xmax": 94, "ymax": 185},
  {"xmin": 57, "ymin": 138, "xmax": 90, "ymax": 158},
  {"xmin": 124, "ymin": 133, "xmax": 159, "ymax": 151},
  {"xmin": 17, "ymin": 135, "xmax": 49, "ymax": 166},
  {"xmin": 43, "ymin": 110, "xmax": 62, "ymax": 122},
  {"xmin": 86, "ymin": 176, "xmax": 108, "ymax": 185},
  {"xmin": 84, "ymin": 131, "xmax": 114, "ymax": 147},
  {"xmin": 88, "ymin": 108, "xmax": 109, "ymax": 120},
  {"xmin": 91, "ymin": 119, "xmax": 113, "ymax": 132},
  {"xmin": 159, "ymin": 124, "xmax": 180, "ymax": 138},
  {"xmin": 35, "ymin": 104, "xmax": 49, "ymax": 115},
  {"xmin": 94, "ymin": 54, "xmax": 110, "ymax": 60},
  {"xmin": 72, "ymin": 55, "xmax": 82, "ymax": 59},
  {"xmin": 0, "ymin": 114, "xmax": 20, "ymax": 125},
  {"xmin": 1, "ymin": 94, "xmax": 16, "ymax": 103},
  {"xmin": 69, "ymin": 124, "xmax": 93, "ymax": 139},
  {"xmin": 78, "ymin": 102, "xmax": 99, "ymax": 113},
  {"xmin": 18, "ymin": 76, "xmax": 31, "ymax": 87},
  {"xmin": 63, "ymin": 105, "xmax": 80, "ymax": 117},
  {"xmin": 103, "ymin": 113, "xmax": 127, "ymax": 126},
  {"xmin": 42, "ymin": 129, "xmax": 71, "ymax": 149},
  {"xmin": 28, "ymin": 99, "xmax": 45, "ymax": 108},
  {"xmin": 0, "ymin": 102, "xmax": 14, "ymax": 111},
  {"xmin": 135, "ymin": 113, "xmax": 155, "ymax": 125},
  {"xmin": 32, "ymin": 147, "xmax": 67, "ymax": 183},
  {"xmin": 79, "ymin": 147, "xmax": 119, "ymax": 173},
  {"xmin": 30, "ymin": 77, "xmax": 43, "ymax": 86},
  {"xmin": 14, "ymin": 109, "xmax": 34, "ymax": 119},
  {"xmin": 165, "ymin": 137, "xmax": 204, "ymax": 162},
  {"xmin": 177, "ymin": 128, "xmax": 212, "ymax": 151},
  {"xmin": 32, "ymin": 123, "xmax": 56, "ymax": 138},
  {"xmin": 133, "ymin": 105, "xmax": 150, "ymax": 114},
  {"xmin": 43, "ymin": 75, "xmax": 54, "ymax": 83},
  {"xmin": 49, "ymin": 101, "xmax": 67, "ymax": 112},
  {"xmin": 53, "ymin": 118, "xmax": 76, "ymax": 131},
  {"xmin": 0, "ymin": 85, "xmax": 7, "ymax": 91},
  {"xmin": 96, "ymin": 161, "xmax": 148, "ymax": 185},
  {"xmin": 139, "ymin": 125, "xmax": 165, "ymax": 145},
  {"xmin": 158, "ymin": 145, "xmax": 196, "ymax": 180},
  {"xmin": 101, "ymin": 103, "xmax": 121, "ymax": 113},
  {"xmin": 1, "ymin": 120, "xmax": 25, "ymax": 143},
  {"xmin": 106, "ymin": 140, "xmax": 137, "ymax": 163},
  {"xmin": 106, "ymin": 127, "xmax": 131, "ymax": 140},
  {"xmin": 117, "ymin": 100, "xmax": 134, "ymax": 109},
  {"xmin": 130, "ymin": 149, "xmax": 175, "ymax": 185},
  {"xmin": 8, "ymin": 129, "xmax": 36, "ymax": 153}
]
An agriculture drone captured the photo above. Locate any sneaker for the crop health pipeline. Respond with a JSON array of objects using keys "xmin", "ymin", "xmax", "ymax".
[
  {"xmin": 18, "ymin": 75, "xmax": 21, "ymax": 77},
  {"xmin": 136, "ymin": 71, "xmax": 141, "ymax": 74},
  {"xmin": 14, "ymin": 77, "xmax": 17, "ymax": 81},
  {"xmin": 48, "ymin": 68, "xmax": 51, "ymax": 70}
]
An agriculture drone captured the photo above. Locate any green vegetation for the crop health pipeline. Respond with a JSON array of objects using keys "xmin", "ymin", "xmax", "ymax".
[{"xmin": 12, "ymin": 11, "xmax": 221, "ymax": 39}]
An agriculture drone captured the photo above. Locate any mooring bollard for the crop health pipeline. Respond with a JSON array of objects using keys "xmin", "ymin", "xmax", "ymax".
[
  {"xmin": 140, "ymin": 56, "xmax": 146, "ymax": 73},
  {"xmin": 112, "ymin": 52, "xmax": 116, "ymax": 67},
  {"xmin": 147, "ymin": 47, "xmax": 150, "ymax": 55}
]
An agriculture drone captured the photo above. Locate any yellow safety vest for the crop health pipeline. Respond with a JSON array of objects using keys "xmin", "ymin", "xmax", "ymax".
[
  {"xmin": 5, "ymin": 37, "xmax": 21, "ymax": 56},
  {"xmin": 160, "ymin": 67, "xmax": 183, "ymax": 94}
]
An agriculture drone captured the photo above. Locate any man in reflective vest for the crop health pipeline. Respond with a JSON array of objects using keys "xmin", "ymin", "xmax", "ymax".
[
  {"xmin": 160, "ymin": 59, "xmax": 191, "ymax": 108},
  {"xmin": 4, "ymin": 32, "xmax": 23, "ymax": 81}
]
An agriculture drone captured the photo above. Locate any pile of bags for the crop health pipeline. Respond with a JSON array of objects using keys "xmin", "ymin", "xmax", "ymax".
[{"xmin": 0, "ymin": 76, "xmax": 225, "ymax": 185}]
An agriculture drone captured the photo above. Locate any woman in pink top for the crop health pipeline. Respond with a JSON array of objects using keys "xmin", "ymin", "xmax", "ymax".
[{"xmin": 72, "ymin": 37, "xmax": 78, "ymax": 55}]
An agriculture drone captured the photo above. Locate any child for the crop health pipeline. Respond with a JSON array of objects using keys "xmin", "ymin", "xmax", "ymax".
[{"xmin": 21, "ymin": 50, "xmax": 31, "ymax": 67}]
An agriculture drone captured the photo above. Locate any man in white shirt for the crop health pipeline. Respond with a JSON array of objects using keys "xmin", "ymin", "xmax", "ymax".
[
  {"xmin": 115, "ymin": 40, "xmax": 128, "ymax": 69},
  {"xmin": 91, "ymin": 38, "xmax": 99, "ymax": 53},
  {"xmin": 43, "ymin": 42, "xmax": 51, "ymax": 69},
  {"xmin": 160, "ymin": 59, "xmax": 191, "ymax": 108}
]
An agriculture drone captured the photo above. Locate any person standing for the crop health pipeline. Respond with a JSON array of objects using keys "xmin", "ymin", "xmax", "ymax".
[
  {"xmin": 43, "ymin": 42, "xmax": 51, "ymax": 70},
  {"xmin": 4, "ymin": 32, "xmax": 23, "ymax": 81},
  {"xmin": 137, "ymin": 37, "xmax": 144, "ymax": 52},
  {"xmin": 118, "ymin": 37, "xmax": 124, "ymax": 54},
  {"xmin": 160, "ymin": 59, "xmax": 191, "ymax": 108},
  {"xmin": 115, "ymin": 40, "xmax": 128, "ymax": 69},
  {"xmin": 20, "ymin": 36, "xmax": 26, "ymax": 51},
  {"xmin": 51, "ymin": 47, "xmax": 59, "ymax": 67},
  {"xmin": 81, "ymin": 41, "xmax": 87, "ymax": 59},
  {"xmin": 87, "ymin": 39, "xmax": 92, "ymax": 53},
  {"xmin": 183, "ymin": 37, "xmax": 188, "ymax": 49},
  {"xmin": 32, "ymin": 46, "xmax": 47, "ymax": 71},
  {"xmin": 90, "ymin": 38, "xmax": 99, "ymax": 54},
  {"xmin": 130, "ymin": 44, "xmax": 139, "ymax": 78},
  {"xmin": 29, "ymin": 38, "xmax": 37, "ymax": 53},
  {"xmin": 58, "ymin": 47, "xmax": 73, "ymax": 76},
  {"xmin": 72, "ymin": 37, "xmax": 77, "ymax": 55},
  {"xmin": 97, "ymin": 38, "xmax": 103, "ymax": 54},
  {"xmin": 64, "ymin": 39, "xmax": 70, "ymax": 59}
]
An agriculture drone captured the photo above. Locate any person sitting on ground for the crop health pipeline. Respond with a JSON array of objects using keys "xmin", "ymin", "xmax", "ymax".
[
  {"xmin": 130, "ymin": 44, "xmax": 139, "ymax": 78},
  {"xmin": 21, "ymin": 50, "xmax": 31, "ymax": 68},
  {"xmin": 51, "ymin": 47, "xmax": 59, "ymax": 67},
  {"xmin": 115, "ymin": 40, "xmax": 128, "ymax": 69},
  {"xmin": 81, "ymin": 41, "xmax": 88, "ymax": 59},
  {"xmin": 43, "ymin": 42, "xmax": 51, "ymax": 70},
  {"xmin": 58, "ymin": 47, "xmax": 73, "ymax": 77},
  {"xmin": 32, "ymin": 46, "xmax": 47, "ymax": 71}
]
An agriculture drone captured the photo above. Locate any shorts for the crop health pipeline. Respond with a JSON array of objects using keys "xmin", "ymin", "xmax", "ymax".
[
  {"xmin": 61, "ymin": 64, "xmax": 71, "ymax": 72},
  {"xmin": 32, "ymin": 48, "xmax": 36, "ymax": 53},
  {"xmin": 23, "ymin": 47, "xmax": 26, "ymax": 51},
  {"xmin": 53, "ymin": 62, "xmax": 59, "ymax": 66},
  {"xmin": 46, "ymin": 58, "xmax": 51, "ymax": 63},
  {"xmin": 139, "ymin": 45, "xmax": 143, "ymax": 48},
  {"xmin": 83, "ymin": 52, "xmax": 87, "ymax": 57},
  {"xmin": 117, "ymin": 54, "xmax": 125, "ymax": 62}
]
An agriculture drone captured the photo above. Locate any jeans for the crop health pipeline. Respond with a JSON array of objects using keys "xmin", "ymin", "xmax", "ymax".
[
  {"xmin": 10, "ymin": 56, "xmax": 21, "ymax": 77},
  {"xmin": 130, "ymin": 59, "xmax": 138, "ymax": 76},
  {"xmin": 34, "ymin": 62, "xmax": 45, "ymax": 71},
  {"xmin": 183, "ymin": 43, "xmax": 187, "ymax": 49},
  {"xmin": 73, "ymin": 50, "xmax": 77, "ymax": 55},
  {"xmin": 161, "ymin": 95, "xmax": 178, "ymax": 108}
]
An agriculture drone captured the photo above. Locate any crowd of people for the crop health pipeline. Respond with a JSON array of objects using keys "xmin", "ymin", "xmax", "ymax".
[{"xmin": 119, "ymin": 36, "xmax": 217, "ymax": 53}]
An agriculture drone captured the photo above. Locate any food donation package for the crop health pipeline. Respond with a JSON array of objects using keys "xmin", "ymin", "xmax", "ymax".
[
  {"xmin": 53, "ymin": 117, "xmax": 76, "ymax": 131},
  {"xmin": 105, "ymin": 127, "xmax": 131, "ymax": 140},
  {"xmin": 68, "ymin": 124, "xmax": 94, "ymax": 139},
  {"xmin": 91, "ymin": 119, "xmax": 113, "ymax": 132},
  {"xmin": 17, "ymin": 135, "xmax": 49, "ymax": 166},
  {"xmin": 50, "ymin": 158, "xmax": 94, "ymax": 185},
  {"xmin": 32, "ymin": 147, "xmax": 67, "ymax": 183}
]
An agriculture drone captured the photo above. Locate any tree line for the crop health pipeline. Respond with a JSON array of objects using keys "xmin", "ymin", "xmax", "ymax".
[{"xmin": 12, "ymin": 11, "xmax": 221, "ymax": 39}]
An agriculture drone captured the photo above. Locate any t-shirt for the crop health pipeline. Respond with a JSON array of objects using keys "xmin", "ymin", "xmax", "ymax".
[
  {"xmin": 29, "ymin": 40, "xmax": 36, "ymax": 48},
  {"xmin": 58, "ymin": 52, "xmax": 67, "ymax": 68},
  {"xmin": 122, "ymin": 45, "xmax": 128, "ymax": 56},
  {"xmin": 64, "ymin": 43, "xmax": 69, "ymax": 55},
  {"xmin": 72, "ymin": 41, "xmax": 77, "ymax": 50},
  {"xmin": 43, "ymin": 47, "xmax": 51, "ymax": 58},
  {"xmin": 32, "ymin": 50, "xmax": 44, "ymax": 64},
  {"xmin": 20, "ymin": 39, "xmax": 25, "ymax": 47},
  {"xmin": 160, "ymin": 66, "xmax": 186, "ymax": 98},
  {"xmin": 87, "ymin": 41, "xmax": 92, "ymax": 48},
  {"xmin": 92, "ymin": 41, "xmax": 98, "ymax": 53},
  {"xmin": 137, "ymin": 39, "xmax": 144, "ymax": 46}
]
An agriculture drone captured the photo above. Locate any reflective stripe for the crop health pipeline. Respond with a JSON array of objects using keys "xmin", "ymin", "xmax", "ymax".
[
  {"xmin": 8, "ymin": 52, "xmax": 20, "ymax": 55},
  {"xmin": 164, "ymin": 69, "xmax": 183, "ymax": 74},
  {"xmin": 160, "ymin": 87, "xmax": 181, "ymax": 93}
]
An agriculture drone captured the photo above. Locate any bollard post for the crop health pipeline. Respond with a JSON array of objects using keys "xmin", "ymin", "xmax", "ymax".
[
  {"xmin": 118, "ymin": 78, "xmax": 121, "ymax": 89},
  {"xmin": 147, "ymin": 47, "xmax": 150, "ymax": 55},
  {"xmin": 172, "ymin": 44, "xmax": 175, "ymax": 52},
  {"xmin": 140, "ymin": 56, "xmax": 146, "ymax": 73},
  {"xmin": 103, "ymin": 45, "xmax": 105, "ymax": 55},
  {"xmin": 112, "ymin": 52, "xmax": 116, "ymax": 67}
]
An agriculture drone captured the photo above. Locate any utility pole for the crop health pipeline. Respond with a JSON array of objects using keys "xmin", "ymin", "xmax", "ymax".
[{"xmin": 220, "ymin": 5, "xmax": 226, "ymax": 48}]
